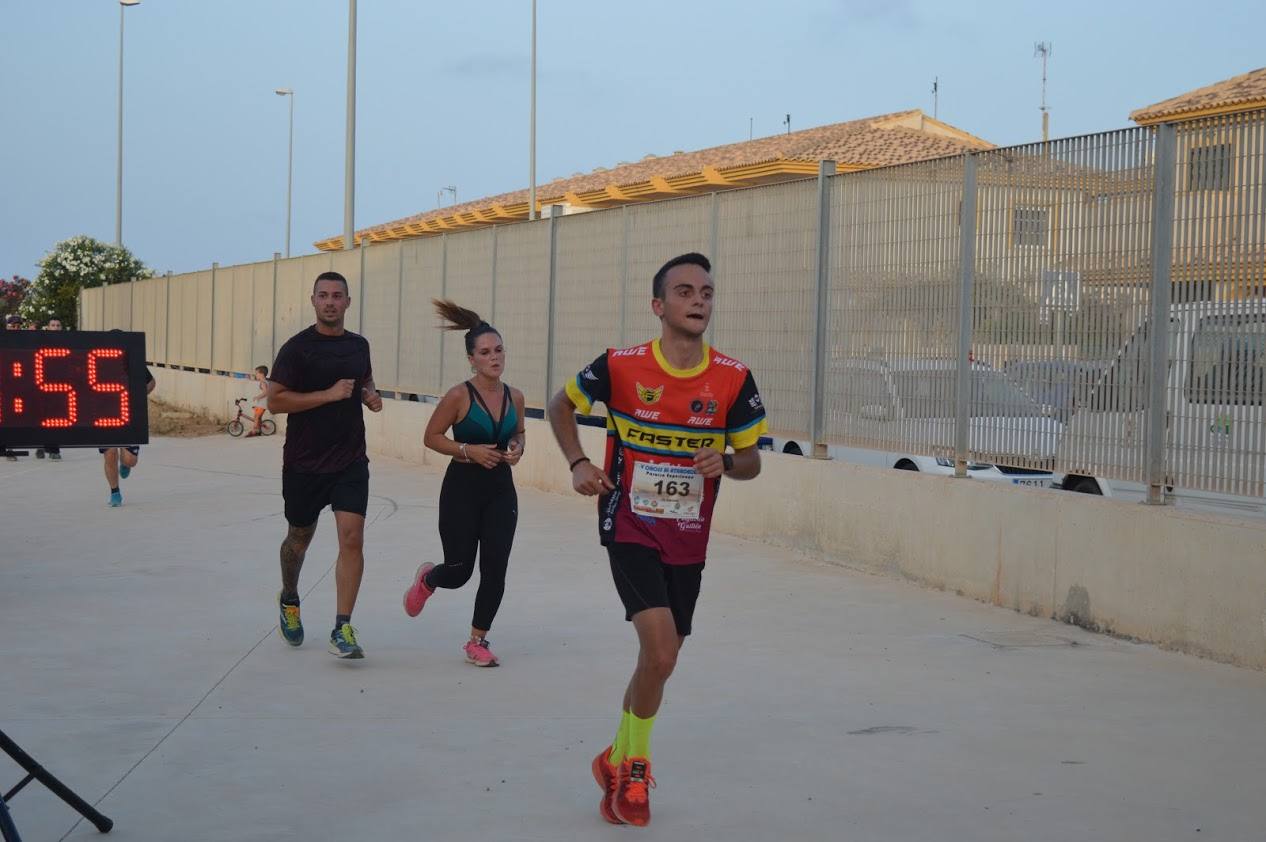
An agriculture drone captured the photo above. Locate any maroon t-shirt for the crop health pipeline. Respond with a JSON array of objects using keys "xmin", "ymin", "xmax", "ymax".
[{"xmin": 270, "ymin": 326, "xmax": 373, "ymax": 474}]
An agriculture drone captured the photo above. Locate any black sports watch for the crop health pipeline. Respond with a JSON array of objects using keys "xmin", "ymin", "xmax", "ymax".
[{"xmin": 722, "ymin": 453, "xmax": 734, "ymax": 473}]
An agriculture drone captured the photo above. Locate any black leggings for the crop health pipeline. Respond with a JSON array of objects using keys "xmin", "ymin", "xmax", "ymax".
[{"xmin": 428, "ymin": 460, "xmax": 518, "ymax": 632}]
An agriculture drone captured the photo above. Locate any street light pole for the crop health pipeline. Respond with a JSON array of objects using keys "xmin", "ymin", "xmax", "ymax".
[
  {"xmin": 529, "ymin": 0, "xmax": 536, "ymax": 221},
  {"xmin": 115, "ymin": 0, "xmax": 139, "ymax": 247},
  {"xmin": 275, "ymin": 89, "xmax": 295, "ymax": 258},
  {"xmin": 344, "ymin": 0, "xmax": 356, "ymax": 250}
]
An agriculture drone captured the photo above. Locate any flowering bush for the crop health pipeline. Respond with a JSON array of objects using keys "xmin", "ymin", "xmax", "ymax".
[
  {"xmin": 1, "ymin": 275, "xmax": 31, "ymax": 318},
  {"xmin": 20, "ymin": 236, "xmax": 152, "ymax": 329}
]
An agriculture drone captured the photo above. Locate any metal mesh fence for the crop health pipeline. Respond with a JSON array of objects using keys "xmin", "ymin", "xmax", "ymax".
[
  {"xmin": 398, "ymin": 237, "xmax": 445, "ymax": 396},
  {"xmin": 975, "ymin": 128, "xmax": 1156, "ymax": 476},
  {"xmin": 361, "ymin": 242, "xmax": 402, "ymax": 391},
  {"xmin": 623, "ymin": 195, "xmax": 712, "ymax": 347},
  {"xmin": 329, "ymin": 250, "xmax": 361, "ymax": 336},
  {"xmin": 211, "ymin": 264, "xmax": 235, "ymax": 371},
  {"xmin": 713, "ymin": 180, "xmax": 818, "ymax": 439},
  {"xmin": 250, "ymin": 262, "xmax": 274, "ymax": 369},
  {"xmin": 103, "ymin": 281, "xmax": 130, "ymax": 335},
  {"xmin": 494, "ymin": 221, "xmax": 550, "ymax": 406},
  {"xmin": 551, "ymin": 209, "xmax": 624, "ymax": 398},
  {"xmin": 441, "ymin": 228, "xmax": 496, "ymax": 389},
  {"xmin": 825, "ymin": 157, "xmax": 964, "ymax": 458},
  {"xmin": 1166, "ymin": 112, "xmax": 1266, "ymax": 496},
  {"xmin": 273, "ymin": 258, "xmax": 306, "ymax": 359},
  {"xmin": 75, "ymin": 111, "xmax": 1266, "ymax": 500}
]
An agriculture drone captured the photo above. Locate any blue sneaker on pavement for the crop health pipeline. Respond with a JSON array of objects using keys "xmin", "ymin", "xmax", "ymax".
[
  {"xmin": 328, "ymin": 623, "xmax": 364, "ymax": 659},
  {"xmin": 108, "ymin": 490, "xmax": 123, "ymax": 507},
  {"xmin": 277, "ymin": 593, "xmax": 304, "ymax": 646},
  {"xmin": 119, "ymin": 464, "xmax": 131, "ymax": 479}
]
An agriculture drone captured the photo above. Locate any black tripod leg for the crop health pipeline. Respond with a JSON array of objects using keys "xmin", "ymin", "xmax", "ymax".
[
  {"xmin": 0, "ymin": 731, "xmax": 112, "ymax": 834},
  {"xmin": 0, "ymin": 793, "xmax": 22, "ymax": 842}
]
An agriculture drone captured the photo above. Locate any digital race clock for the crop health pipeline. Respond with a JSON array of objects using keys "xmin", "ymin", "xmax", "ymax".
[{"xmin": 0, "ymin": 330, "xmax": 150, "ymax": 448}]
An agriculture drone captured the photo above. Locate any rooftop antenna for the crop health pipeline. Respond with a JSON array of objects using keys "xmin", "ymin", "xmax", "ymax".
[
  {"xmin": 437, "ymin": 185, "xmax": 456, "ymax": 208},
  {"xmin": 783, "ymin": 113, "xmax": 791, "ymax": 135},
  {"xmin": 1034, "ymin": 41, "xmax": 1052, "ymax": 141},
  {"xmin": 932, "ymin": 76, "xmax": 939, "ymax": 120},
  {"xmin": 749, "ymin": 116, "xmax": 753, "ymax": 141}
]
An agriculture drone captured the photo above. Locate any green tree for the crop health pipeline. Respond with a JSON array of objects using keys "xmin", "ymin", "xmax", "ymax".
[{"xmin": 20, "ymin": 236, "xmax": 152, "ymax": 329}]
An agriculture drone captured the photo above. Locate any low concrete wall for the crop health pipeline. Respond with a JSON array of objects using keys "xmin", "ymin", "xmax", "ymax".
[{"xmin": 153, "ymin": 367, "xmax": 1266, "ymax": 670}]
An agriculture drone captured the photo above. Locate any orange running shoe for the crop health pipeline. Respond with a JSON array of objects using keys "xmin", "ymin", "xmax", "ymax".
[
  {"xmin": 612, "ymin": 757, "xmax": 656, "ymax": 827},
  {"xmin": 591, "ymin": 748, "xmax": 623, "ymax": 825}
]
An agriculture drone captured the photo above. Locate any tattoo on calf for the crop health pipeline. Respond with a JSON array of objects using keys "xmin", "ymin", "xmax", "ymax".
[{"xmin": 280, "ymin": 524, "xmax": 317, "ymax": 597}]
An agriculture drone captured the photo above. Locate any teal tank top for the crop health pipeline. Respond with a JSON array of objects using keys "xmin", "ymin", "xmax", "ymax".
[{"xmin": 452, "ymin": 382, "xmax": 517, "ymax": 449}]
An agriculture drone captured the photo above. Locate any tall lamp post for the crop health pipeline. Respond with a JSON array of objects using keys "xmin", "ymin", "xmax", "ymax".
[
  {"xmin": 275, "ymin": 89, "xmax": 295, "ymax": 258},
  {"xmin": 528, "ymin": 0, "xmax": 537, "ymax": 221},
  {"xmin": 344, "ymin": 0, "xmax": 356, "ymax": 250},
  {"xmin": 116, "ymin": 0, "xmax": 140, "ymax": 247}
]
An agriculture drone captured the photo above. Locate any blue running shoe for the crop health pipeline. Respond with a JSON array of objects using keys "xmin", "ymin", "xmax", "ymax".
[
  {"xmin": 277, "ymin": 593, "xmax": 304, "ymax": 647},
  {"xmin": 328, "ymin": 623, "xmax": 364, "ymax": 659},
  {"xmin": 108, "ymin": 490, "xmax": 123, "ymax": 507},
  {"xmin": 119, "ymin": 464, "xmax": 131, "ymax": 479}
]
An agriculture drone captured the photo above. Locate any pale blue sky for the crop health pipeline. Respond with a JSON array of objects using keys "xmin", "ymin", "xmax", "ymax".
[{"xmin": 2, "ymin": 0, "xmax": 1263, "ymax": 276}]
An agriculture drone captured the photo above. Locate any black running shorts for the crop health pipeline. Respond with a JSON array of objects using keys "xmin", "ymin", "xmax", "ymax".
[
  {"xmin": 607, "ymin": 542, "xmax": 704, "ymax": 637},
  {"xmin": 98, "ymin": 446, "xmax": 140, "ymax": 455},
  {"xmin": 282, "ymin": 460, "xmax": 370, "ymax": 527}
]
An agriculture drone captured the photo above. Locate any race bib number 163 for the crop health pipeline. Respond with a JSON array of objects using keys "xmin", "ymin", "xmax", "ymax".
[{"xmin": 630, "ymin": 461, "xmax": 704, "ymax": 520}]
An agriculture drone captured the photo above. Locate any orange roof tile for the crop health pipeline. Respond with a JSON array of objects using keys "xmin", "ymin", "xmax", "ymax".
[
  {"xmin": 1131, "ymin": 67, "xmax": 1266, "ymax": 125},
  {"xmin": 316, "ymin": 110, "xmax": 993, "ymax": 250}
]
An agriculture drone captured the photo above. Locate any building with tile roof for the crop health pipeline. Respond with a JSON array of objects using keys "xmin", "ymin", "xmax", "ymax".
[
  {"xmin": 1129, "ymin": 67, "xmax": 1266, "ymax": 301},
  {"xmin": 1131, "ymin": 67, "xmax": 1266, "ymax": 125},
  {"xmin": 315, "ymin": 110, "xmax": 993, "ymax": 251}
]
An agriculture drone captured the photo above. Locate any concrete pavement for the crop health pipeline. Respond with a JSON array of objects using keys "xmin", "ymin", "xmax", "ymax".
[{"xmin": 2, "ymin": 436, "xmax": 1265, "ymax": 841}]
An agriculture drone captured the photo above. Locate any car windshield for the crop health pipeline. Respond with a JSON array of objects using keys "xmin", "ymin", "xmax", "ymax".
[{"xmin": 892, "ymin": 369, "xmax": 1045, "ymax": 419}]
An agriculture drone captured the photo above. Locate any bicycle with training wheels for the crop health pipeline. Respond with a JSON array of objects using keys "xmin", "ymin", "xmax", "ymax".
[{"xmin": 227, "ymin": 397, "xmax": 276, "ymax": 437}]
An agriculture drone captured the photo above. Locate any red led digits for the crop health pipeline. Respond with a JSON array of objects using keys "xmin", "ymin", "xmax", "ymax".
[
  {"xmin": 88, "ymin": 348, "xmax": 129, "ymax": 427},
  {"xmin": 11, "ymin": 362, "xmax": 21, "ymax": 377},
  {"xmin": 34, "ymin": 348, "xmax": 77, "ymax": 428},
  {"xmin": 13, "ymin": 398, "xmax": 22, "ymax": 413}
]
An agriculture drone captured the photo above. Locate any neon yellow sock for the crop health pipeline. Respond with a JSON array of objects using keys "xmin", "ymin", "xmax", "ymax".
[
  {"xmin": 608, "ymin": 710, "xmax": 631, "ymax": 765},
  {"xmin": 626, "ymin": 712, "xmax": 655, "ymax": 759}
]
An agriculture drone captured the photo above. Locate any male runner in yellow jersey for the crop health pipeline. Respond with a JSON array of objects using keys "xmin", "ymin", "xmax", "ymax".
[{"xmin": 548, "ymin": 252, "xmax": 767, "ymax": 826}]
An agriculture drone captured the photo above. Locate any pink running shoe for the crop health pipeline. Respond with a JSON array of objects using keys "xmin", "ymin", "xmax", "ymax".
[
  {"xmin": 463, "ymin": 637, "xmax": 499, "ymax": 667},
  {"xmin": 403, "ymin": 562, "xmax": 435, "ymax": 617}
]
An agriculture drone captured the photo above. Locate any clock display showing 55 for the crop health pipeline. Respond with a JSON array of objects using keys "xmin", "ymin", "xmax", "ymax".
[{"xmin": 0, "ymin": 331, "xmax": 150, "ymax": 448}]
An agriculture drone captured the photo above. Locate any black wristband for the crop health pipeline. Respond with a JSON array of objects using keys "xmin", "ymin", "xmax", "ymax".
[
  {"xmin": 722, "ymin": 453, "xmax": 735, "ymax": 473},
  {"xmin": 569, "ymin": 456, "xmax": 590, "ymax": 471}
]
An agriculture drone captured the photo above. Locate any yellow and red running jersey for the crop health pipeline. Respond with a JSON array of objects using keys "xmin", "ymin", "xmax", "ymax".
[{"xmin": 564, "ymin": 339, "xmax": 767, "ymax": 565}]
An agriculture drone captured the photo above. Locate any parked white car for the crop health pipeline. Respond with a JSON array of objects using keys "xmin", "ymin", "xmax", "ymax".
[
  {"xmin": 1057, "ymin": 301, "xmax": 1265, "ymax": 519},
  {"xmin": 764, "ymin": 358, "xmax": 1062, "ymax": 488}
]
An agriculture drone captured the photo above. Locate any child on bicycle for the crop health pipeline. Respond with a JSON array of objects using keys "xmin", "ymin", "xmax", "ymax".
[{"xmin": 247, "ymin": 365, "xmax": 269, "ymax": 436}]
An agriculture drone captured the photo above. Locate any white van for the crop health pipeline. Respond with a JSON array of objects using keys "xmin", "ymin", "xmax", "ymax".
[
  {"xmin": 1057, "ymin": 301, "xmax": 1265, "ymax": 519},
  {"xmin": 764, "ymin": 358, "xmax": 1062, "ymax": 488}
]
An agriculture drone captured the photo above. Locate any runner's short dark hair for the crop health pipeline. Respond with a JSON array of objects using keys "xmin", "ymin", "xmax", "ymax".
[
  {"xmin": 652, "ymin": 253, "xmax": 711, "ymax": 299},
  {"xmin": 313, "ymin": 271, "xmax": 349, "ymax": 293},
  {"xmin": 255, "ymin": 364, "xmax": 269, "ymax": 376}
]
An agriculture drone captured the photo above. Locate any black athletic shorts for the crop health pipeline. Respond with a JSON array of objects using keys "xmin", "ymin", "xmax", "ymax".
[
  {"xmin": 282, "ymin": 460, "xmax": 370, "ymax": 527},
  {"xmin": 98, "ymin": 446, "xmax": 140, "ymax": 455},
  {"xmin": 608, "ymin": 542, "xmax": 704, "ymax": 637}
]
